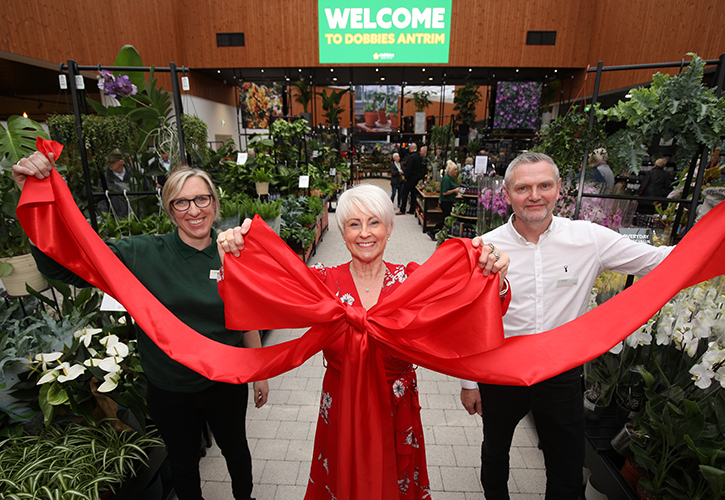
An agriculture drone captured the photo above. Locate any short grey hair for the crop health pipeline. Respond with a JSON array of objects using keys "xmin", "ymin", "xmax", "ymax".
[
  {"xmin": 336, "ymin": 184, "xmax": 394, "ymax": 235},
  {"xmin": 593, "ymin": 147, "xmax": 608, "ymax": 163},
  {"xmin": 504, "ymin": 152, "xmax": 560, "ymax": 188}
]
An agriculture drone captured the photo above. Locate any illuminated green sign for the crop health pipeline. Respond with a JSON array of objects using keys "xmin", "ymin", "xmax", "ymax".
[{"xmin": 318, "ymin": 1, "xmax": 452, "ymax": 64}]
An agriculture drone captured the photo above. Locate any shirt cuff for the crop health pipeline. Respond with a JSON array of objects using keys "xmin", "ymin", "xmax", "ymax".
[{"xmin": 460, "ymin": 379, "xmax": 478, "ymax": 390}]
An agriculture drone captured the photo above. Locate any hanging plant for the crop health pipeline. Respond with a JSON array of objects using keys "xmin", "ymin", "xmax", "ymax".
[
  {"xmin": 453, "ymin": 82, "xmax": 482, "ymax": 127},
  {"xmin": 601, "ymin": 53, "xmax": 725, "ymax": 174},
  {"xmin": 181, "ymin": 114, "xmax": 209, "ymax": 165}
]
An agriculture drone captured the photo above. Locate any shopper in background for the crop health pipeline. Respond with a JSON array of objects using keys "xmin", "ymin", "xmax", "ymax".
[
  {"xmin": 397, "ymin": 143, "xmax": 427, "ymax": 215},
  {"xmin": 639, "ymin": 157, "xmax": 671, "ymax": 214},
  {"xmin": 217, "ymin": 184, "xmax": 510, "ymax": 500},
  {"xmin": 390, "ymin": 151, "xmax": 404, "ymax": 207},
  {"xmin": 428, "ymin": 160, "xmax": 460, "ymax": 241},
  {"xmin": 460, "ymin": 152, "xmax": 673, "ymax": 500},
  {"xmin": 588, "ymin": 147, "xmax": 615, "ymax": 190},
  {"xmin": 102, "ymin": 149, "xmax": 132, "ymax": 217},
  {"xmin": 12, "ymin": 152, "xmax": 268, "ymax": 500}
]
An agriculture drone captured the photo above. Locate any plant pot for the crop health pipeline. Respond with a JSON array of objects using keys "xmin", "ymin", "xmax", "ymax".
[
  {"xmin": 389, "ymin": 115, "xmax": 399, "ymax": 130},
  {"xmin": 364, "ymin": 111, "xmax": 377, "ymax": 127},
  {"xmin": 377, "ymin": 109, "xmax": 388, "ymax": 124},
  {"xmin": 611, "ymin": 422, "xmax": 637, "ymax": 456},
  {"xmin": 255, "ymin": 182, "xmax": 269, "ymax": 196},
  {"xmin": 0, "ymin": 254, "xmax": 48, "ymax": 297},
  {"xmin": 620, "ymin": 456, "xmax": 645, "ymax": 491},
  {"xmin": 583, "ymin": 390, "xmax": 607, "ymax": 421},
  {"xmin": 585, "ymin": 474, "xmax": 609, "ymax": 500},
  {"xmin": 637, "ymin": 480, "xmax": 662, "ymax": 500},
  {"xmin": 216, "ymin": 214, "xmax": 240, "ymax": 232},
  {"xmin": 263, "ymin": 215, "xmax": 282, "ymax": 236},
  {"xmin": 414, "ymin": 112, "xmax": 426, "ymax": 134}
]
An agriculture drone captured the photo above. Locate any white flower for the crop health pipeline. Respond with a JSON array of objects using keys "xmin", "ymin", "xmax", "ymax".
[
  {"xmin": 57, "ymin": 362, "xmax": 85, "ymax": 383},
  {"xmin": 655, "ymin": 317, "xmax": 673, "ymax": 345},
  {"xmin": 608, "ymin": 342, "xmax": 624, "ymax": 355},
  {"xmin": 34, "ymin": 352, "xmax": 63, "ymax": 370},
  {"xmin": 100, "ymin": 334, "xmax": 129, "ymax": 358},
  {"xmin": 690, "ymin": 363, "xmax": 714, "ymax": 389},
  {"xmin": 392, "ymin": 379, "xmax": 406, "ymax": 398},
  {"xmin": 73, "ymin": 327, "xmax": 102, "ymax": 347},
  {"xmin": 97, "ymin": 372, "xmax": 121, "ymax": 393},
  {"xmin": 98, "ymin": 357, "xmax": 123, "ymax": 373},
  {"xmin": 36, "ymin": 370, "xmax": 59, "ymax": 385},
  {"xmin": 626, "ymin": 326, "xmax": 652, "ymax": 348},
  {"xmin": 340, "ymin": 293, "xmax": 354, "ymax": 306}
]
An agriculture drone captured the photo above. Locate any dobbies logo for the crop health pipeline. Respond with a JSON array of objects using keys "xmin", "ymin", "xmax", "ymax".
[{"xmin": 374, "ymin": 52, "xmax": 395, "ymax": 60}]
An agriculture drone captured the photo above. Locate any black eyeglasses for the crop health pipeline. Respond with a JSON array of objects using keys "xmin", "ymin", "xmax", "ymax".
[{"xmin": 171, "ymin": 195, "xmax": 213, "ymax": 212}]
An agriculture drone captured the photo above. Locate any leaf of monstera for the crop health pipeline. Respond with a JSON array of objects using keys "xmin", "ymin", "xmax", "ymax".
[
  {"xmin": 0, "ymin": 116, "xmax": 50, "ymax": 163},
  {"xmin": 114, "ymin": 44, "xmax": 146, "ymax": 92}
]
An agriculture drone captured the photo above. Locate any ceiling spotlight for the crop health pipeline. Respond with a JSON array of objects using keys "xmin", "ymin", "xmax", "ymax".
[
  {"xmin": 422, "ymin": 68, "xmax": 426, "ymax": 72},
  {"xmin": 381, "ymin": 77, "xmax": 385, "ymax": 81},
  {"xmin": 217, "ymin": 70, "xmax": 221, "ymax": 74},
  {"xmin": 469, "ymin": 68, "xmax": 472, "ymax": 72},
  {"xmin": 333, "ymin": 77, "xmax": 338, "ymax": 81},
  {"xmin": 299, "ymin": 68, "xmax": 302, "ymax": 72},
  {"xmin": 516, "ymin": 69, "xmax": 519, "ymax": 73},
  {"xmin": 261, "ymin": 69, "xmax": 264, "ymax": 73},
  {"xmin": 330, "ymin": 68, "xmax": 334, "ymax": 72},
  {"xmin": 554, "ymin": 69, "xmax": 558, "ymax": 73},
  {"xmin": 428, "ymin": 77, "xmax": 433, "ymax": 81}
]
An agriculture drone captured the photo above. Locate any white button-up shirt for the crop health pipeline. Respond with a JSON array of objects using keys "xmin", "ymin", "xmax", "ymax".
[{"xmin": 461, "ymin": 215, "xmax": 673, "ymax": 389}]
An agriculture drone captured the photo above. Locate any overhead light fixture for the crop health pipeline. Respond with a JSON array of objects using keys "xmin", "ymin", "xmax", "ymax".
[
  {"xmin": 330, "ymin": 68, "xmax": 334, "ymax": 72},
  {"xmin": 333, "ymin": 77, "xmax": 337, "ymax": 81},
  {"xmin": 375, "ymin": 68, "xmax": 379, "ymax": 72},
  {"xmin": 469, "ymin": 68, "xmax": 472, "ymax": 72},
  {"xmin": 217, "ymin": 70, "xmax": 221, "ymax": 74},
  {"xmin": 22, "ymin": 112, "xmax": 28, "ymax": 118},
  {"xmin": 381, "ymin": 77, "xmax": 385, "ymax": 81},
  {"xmin": 260, "ymin": 69, "xmax": 264, "ymax": 73},
  {"xmin": 554, "ymin": 69, "xmax": 558, "ymax": 73},
  {"xmin": 516, "ymin": 69, "xmax": 519, "ymax": 73},
  {"xmin": 428, "ymin": 77, "xmax": 433, "ymax": 81},
  {"xmin": 299, "ymin": 68, "xmax": 302, "ymax": 72}
]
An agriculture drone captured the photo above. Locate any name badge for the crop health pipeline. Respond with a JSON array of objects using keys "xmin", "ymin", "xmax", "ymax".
[
  {"xmin": 556, "ymin": 278, "xmax": 578, "ymax": 287},
  {"xmin": 209, "ymin": 270, "xmax": 220, "ymax": 281}
]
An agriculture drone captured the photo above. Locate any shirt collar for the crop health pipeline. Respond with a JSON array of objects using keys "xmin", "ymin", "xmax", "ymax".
[
  {"xmin": 507, "ymin": 214, "xmax": 556, "ymax": 244},
  {"xmin": 172, "ymin": 227, "xmax": 218, "ymax": 259}
]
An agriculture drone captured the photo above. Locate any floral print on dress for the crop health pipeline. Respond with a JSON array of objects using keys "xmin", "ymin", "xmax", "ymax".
[
  {"xmin": 311, "ymin": 262, "xmax": 327, "ymax": 277},
  {"xmin": 340, "ymin": 293, "xmax": 354, "ymax": 305},
  {"xmin": 385, "ymin": 264, "xmax": 408, "ymax": 288},
  {"xmin": 320, "ymin": 391, "xmax": 333, "ymax": 424},
  {"xmin": 392, "ymin": 379, "xmax": 406, "ymax": 398}
]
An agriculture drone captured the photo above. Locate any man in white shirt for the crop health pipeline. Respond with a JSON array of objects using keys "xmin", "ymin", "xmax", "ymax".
[{"xmin": 460, "ymin": 152, "xmax": 672, "ymax": 500}]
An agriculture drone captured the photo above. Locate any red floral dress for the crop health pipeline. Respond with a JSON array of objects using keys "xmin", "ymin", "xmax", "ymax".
[{"xmin": 304, "ymin": 261, "xmax": 431, "ymax": 500}]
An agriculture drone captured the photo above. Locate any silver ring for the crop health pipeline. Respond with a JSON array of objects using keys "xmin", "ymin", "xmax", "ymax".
[
  {"xmin": 219, "ymin": 237, "xmax": 226, "ymax": 243},
  {"xmin": 492, "ymin": 250, "xmax": 500, "ymax": 262},
  {"xmin": 488, "ymin": 242, "xmax": 495, "ymax": 252}
]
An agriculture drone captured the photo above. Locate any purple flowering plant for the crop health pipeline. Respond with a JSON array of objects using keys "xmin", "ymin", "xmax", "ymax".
[
  {"xmin": 97, "ymin": 70, "xmax": 138, "ymax": 100},
  {"xmin": 493, "ymin": 81, "xmax": 542, "ymax": 130}
]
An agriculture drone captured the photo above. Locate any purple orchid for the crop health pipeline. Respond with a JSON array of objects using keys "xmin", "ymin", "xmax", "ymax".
[{"xmin": 97, "ymin": 70, "xmax": 138, "ymax": 99}]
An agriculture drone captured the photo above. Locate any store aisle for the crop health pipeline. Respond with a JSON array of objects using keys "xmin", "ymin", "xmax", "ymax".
[{"xmin": 196, "ymin": 179, "xmax": 546, "ymax": 500}]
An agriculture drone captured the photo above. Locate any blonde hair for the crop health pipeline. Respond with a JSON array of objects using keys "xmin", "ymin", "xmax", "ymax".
[
  {"xmin": 445, "ymin": 160, "xmax": 458, "ymax": 175},
  {"xmin": 654, "ymin": 158, "xmax": 667, "ymax": 168},
  {"xmin": 161, "ymin": 167, "xmax": 220, "ymax": 224},
  {"xmin": 464, "ymin": 157, "xmax": 474, "ymax": 166},
  {"xmin": 336, "ymin": 184, "xmax": 394, "ymax": 235}
]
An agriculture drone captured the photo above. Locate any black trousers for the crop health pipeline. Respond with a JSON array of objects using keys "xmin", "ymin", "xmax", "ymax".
[
  {"xmin": 399, "ymin": 178, "xmax": 419, "ymax": 213},
  {"xmin": 478, "ymin": 367, "xmax": 584, "ymax": 500},
  {"xmin": 147, "ymin": 381, "xmax": 253, "ymax": 500}
]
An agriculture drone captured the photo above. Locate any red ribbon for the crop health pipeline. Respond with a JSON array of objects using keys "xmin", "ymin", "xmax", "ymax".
[{"xmin": 15, "ymin": 140, "xmax": 725, "ymax": 500}]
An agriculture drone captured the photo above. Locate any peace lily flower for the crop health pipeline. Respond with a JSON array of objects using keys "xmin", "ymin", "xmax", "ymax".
[
  {"xmin": 74, "ymin": 326, "xmax": 103, "ymax": 347},
  {"xmin": 98, "ymin": 356, "xmax": 123, "ymax": 373},
  {"xmin": 100, "ymin": 334, "xmax": 129, "ymax": 358},
  {"xmin": 97, "ymin": 372, "xmax": 121, "ymax": 393},
  {"xmin": 36, "ymin": 362, "xmax": 86, "ymax": 385},
  {"xmin": 34, "ymin": 352, "xmax": 63, "ymax": 370}
]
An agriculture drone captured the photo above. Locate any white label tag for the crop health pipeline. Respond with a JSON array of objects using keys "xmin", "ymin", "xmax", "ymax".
[
  {"xmin": 209, "ymin": 269, "xmax": 220, "ymax": 280},
  {"xmin": 299, "ymin": 175, "xmax": 310, "ymax": 188},
  {"xmin": 101, "ymin": 293, "xmax": 126, "ymax": 312},
  {"xmin": 556, "ymin": 278, "xmax": 578, "ymax": 288}
]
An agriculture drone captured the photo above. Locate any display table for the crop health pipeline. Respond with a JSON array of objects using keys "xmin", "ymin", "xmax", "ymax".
[{"xmin": 415, "ymin": 188, "xmax": 442, "ymax": 233}]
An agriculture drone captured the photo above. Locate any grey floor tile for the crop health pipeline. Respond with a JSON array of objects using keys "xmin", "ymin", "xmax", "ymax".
[
  {"xmin": 259, "ymin": 460, "xmax": 300, "ymax": 485},
  {"xmin": 425, "ymin": 444, "xmax": 456, "ymax": 466},
  {"xmin": 253, "ymin": 438, "xmax": 289, "ymax": 460},
  {"xmin": 439, "ymin": 466, "xmax": 481, "ymax": 492}
]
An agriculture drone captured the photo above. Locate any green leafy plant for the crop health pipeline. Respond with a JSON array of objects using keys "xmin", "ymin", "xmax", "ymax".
[
  {"xmin": 0, "ymin": 116, "xmax": 50, "ymax": 259},
  {"xmin": 242, "ymin": 198, "xmax": 282, "ymax": 220},
  {"xmin": 406, "ymin": 90, "xmax": 432, "ymax": 113},
  {"xmin": 0, "ymin": 422, "xmax": 163, "ymax": 498},
  {"xmin": 251, "ymin": 167, "xmax": 272, "ymax": 183},
  {"xmin": 317, "ymin": 88, "xmax": 350, "ymax": 126},
  {"xmin": 601, "ymin": 53, "xmax": 725, "ymax": 174},
  {"xmin": 453, "ymin": 82, "xmax": 482, "ymax": 127},
  {"xmin": 293, "ymin": 79, "xmax": 313, "ymax": 114},
  {"xmin": 181, "ymin": 114, "xmax": 209, "ymax": 166}
]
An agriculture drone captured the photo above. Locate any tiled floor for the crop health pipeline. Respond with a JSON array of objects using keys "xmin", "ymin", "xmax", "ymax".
[{"xmin": 196, "ymin": 179, "xmax": 547, "ymax": 499}]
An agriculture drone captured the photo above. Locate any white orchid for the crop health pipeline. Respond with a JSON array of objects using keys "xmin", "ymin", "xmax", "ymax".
[
  {"xmin": 34, "ymin": 352, "xmax": 63, "ymax": 370},
  {"xmin": 73, "ymin": 327, "xmax": 102, "ymax": 347},
  {"xmin": 690, "ymin": 363, "xmax": 715, "ymax": 389},
  {"xmin": 626, "ymin": 322, "xmax": 652, "ymax": 348},
  {"xmin": 609, "ymin": 342, "xmax": 624, "ymax": 355}
]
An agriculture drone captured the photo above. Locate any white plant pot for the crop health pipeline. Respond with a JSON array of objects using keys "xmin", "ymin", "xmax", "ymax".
[
  {"xmin": 584, "ymin": 475, "xmax": 610, "ymax": 500},
  {"xmin": 0, "ymin": 254, "xmax": 48, "ymax": 297}
]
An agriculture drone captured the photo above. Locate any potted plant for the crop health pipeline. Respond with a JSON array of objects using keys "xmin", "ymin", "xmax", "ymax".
[
  {"xmin": 372, "ymin": 92, "xmax": 389, "ymax": 124},
  {"xmin": 293, "ymin": 79, "xmax": 313, "ymax": 123},
  {"xmin": 406, "ymin": 90, "xmax": 432, "ymax": 134},
  {"xmin": 241, "ymin": 197, "xmax": 282, "ymax": 235},
  {"xmin": 453, "ymin": 82, "xmax": 482, "ymax": 145},
  {"xmin": 387, "ymin": 101, "xmax": 400, "ymax": 130},
  {"xmin": 0, "ymin": 115, "xmax": 50, "ymax": 296},
  {"xmin": 364, "ymin": 101, "xmax": 378, "ymax": 127},
  {"xmin": 252, "ymin": 167, "xmax": 272, "ymax": 195},
  {"xmin": 317, "ymin": 88, "xmax": 349, "ymax": 126}
]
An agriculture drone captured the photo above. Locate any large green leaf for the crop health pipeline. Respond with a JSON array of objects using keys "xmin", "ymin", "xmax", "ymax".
[
  {"xmin": 0, "ymin": 116, "xmax": 50, "ymax": 163},
  {"xmin": 113, "ymin": 44, "xmax": 145, "ymax": 92}
]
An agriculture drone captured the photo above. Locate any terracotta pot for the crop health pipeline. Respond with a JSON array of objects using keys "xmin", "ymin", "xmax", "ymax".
[
  {"xmin": 620, "ymin": 456, "xmax": 644, "ymax": 491},
  {"xmin": 0, "ymin": 254, "xmax": 48, "ymax": 297},
  {"xmin": 389, "ymin": 116, "xmax": 399, "ymax": 129},
  {"xmin": 364, "ymin": 111, "xmax": 377, "ymax": 127},
  {"xmin": 377, "ymin": 109, "xmax": 388, "ymax": 123}
]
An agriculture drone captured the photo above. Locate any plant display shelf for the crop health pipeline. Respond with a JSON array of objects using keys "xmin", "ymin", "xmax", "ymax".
[{"xmin": 414, "ymin": 188, "xmax": 442, "ymax": 233}]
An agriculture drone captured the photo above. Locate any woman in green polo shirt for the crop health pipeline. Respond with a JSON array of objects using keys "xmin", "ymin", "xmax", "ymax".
[
  {"xmin": 12, "ymin": 154, "xmax": 266, "ymax": 500},
  {"xmin": 428, "ymin": 160, "xmax": 460, "ymax": 241}
]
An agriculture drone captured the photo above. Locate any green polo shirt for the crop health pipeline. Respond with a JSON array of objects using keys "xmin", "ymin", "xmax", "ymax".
[
  {"xmin": 32, "ymin": 228, "xmax": 245, "ymax": 392},
  {"xmin": 440, "ymin": 174, "xmax": 458, "ymax": 203}
]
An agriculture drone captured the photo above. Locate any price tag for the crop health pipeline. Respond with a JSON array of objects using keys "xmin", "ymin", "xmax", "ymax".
[
  {"xmin": 58, "ymin": 75, "xmax": 67, "ymax": 90},
  {"xmin": 329, "ymin": 168, "xmax": 336, "ymax": 176},
  {"xmin": 101, "ymin": 293, "xmax": 126, "ymax": 312},
  {"xmin": 236, "ymin": 152, "xmax": 248, "ymax": 165},
  {"xmin": 75, "ymin": 75, "xmax": 85, "ymax": 90},
  {"xmin": 619, "ymin": 228, "xmax": 653, "ymax": 245},
  {"xmin": 299, "ymin": 175, "xmax": 310, "ymax": 188}
]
